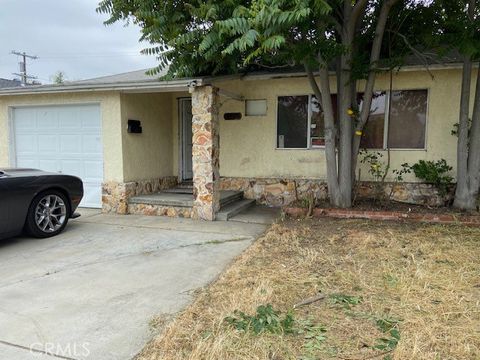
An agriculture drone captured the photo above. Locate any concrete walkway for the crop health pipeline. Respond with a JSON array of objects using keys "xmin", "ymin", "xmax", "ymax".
[{"xmin": 0, "ymin": 208, "xmax": 277, "ymax": 360}]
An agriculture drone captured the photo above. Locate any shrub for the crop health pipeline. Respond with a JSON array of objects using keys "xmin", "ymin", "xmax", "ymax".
[{"xmin": 410, "ymin": 159, "xmax": 453, "ymax": 195}]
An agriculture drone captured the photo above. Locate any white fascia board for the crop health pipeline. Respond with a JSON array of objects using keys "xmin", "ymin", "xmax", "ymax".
[{"xmin": 0, "ymin": 79, "xmax": 203, "ymax": 96}]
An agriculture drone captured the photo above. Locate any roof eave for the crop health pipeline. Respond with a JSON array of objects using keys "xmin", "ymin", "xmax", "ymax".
[{"xmin": 0, "ymin": 78, "xmax": 203, "ymax": 96}]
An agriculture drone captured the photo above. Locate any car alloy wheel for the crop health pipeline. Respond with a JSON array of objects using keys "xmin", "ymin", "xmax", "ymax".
[{"xmin": 34, "ymin": 194, "xmax": 67, "ymax": 233}]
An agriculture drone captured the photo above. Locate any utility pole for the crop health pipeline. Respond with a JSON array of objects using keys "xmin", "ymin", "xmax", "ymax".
[{"xmin": 11, "ymin": 50, "xmax": 38, "ymax": 85}]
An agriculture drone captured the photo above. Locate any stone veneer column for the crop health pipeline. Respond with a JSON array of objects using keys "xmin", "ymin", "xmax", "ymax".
[{"xmin": 191, "ymin": 85, "xmax": 220, "ymax": 221}]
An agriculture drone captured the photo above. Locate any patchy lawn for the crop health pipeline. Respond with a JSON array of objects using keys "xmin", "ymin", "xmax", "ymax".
[{"xmin": 137, "ymin": 219, "xmax": 480, "ymax": 360}]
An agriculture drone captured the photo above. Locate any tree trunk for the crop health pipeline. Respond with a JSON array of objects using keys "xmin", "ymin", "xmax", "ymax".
[
  {"xmin": 337, "ymin": 52, "xmax": 354, "ymax": 207},
  {"xmin": 467, "ymin": 64, "xmax": 480, "ymax": 195},
  {"xmin": 454, "ymin": 187, "xmax": 478, "ymax": 210},
  {"xmin": 305, "ymin": 0, "xmax": 399, "ymax": 208},
  {"xmin": 453, "ymin": 56, "xmax": 474, "ymax": 210},
  {"xmin": 453, "ymin": 0, "xmax": 479, "ymax": 211},
  {"xmin": 306, "ymin": 64, "xmax": 342, "ymax": 206}
]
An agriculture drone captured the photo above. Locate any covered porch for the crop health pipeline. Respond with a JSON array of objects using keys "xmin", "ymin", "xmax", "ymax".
[{"xmin": 110, "ymin": 84, "xmax": 251, "ymax": 221}]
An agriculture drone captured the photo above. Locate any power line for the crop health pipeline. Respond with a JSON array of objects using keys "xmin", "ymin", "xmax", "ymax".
[{"xmin": 11, "ymin": 50, "xmax": 38, "ymax": 85}]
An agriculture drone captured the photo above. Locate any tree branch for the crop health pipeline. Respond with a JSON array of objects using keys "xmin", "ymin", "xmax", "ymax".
[
  {"xmin": 388, "ymin": 30, "xmax": 435, "ymax": 80},
  {"xmin": 351, "ymin": 0, "xmax": 400, "ymax": 179},
  {"xmin": 351, "ymin": 0, "xmax": 370, "ymax": 25},
  {"xmin": 305, "ymin": 62, "xmax": 322, "ymax": 100},
  {"xmin": 357, "ymin": 0, "xmax": 400, "ymax": 131}
]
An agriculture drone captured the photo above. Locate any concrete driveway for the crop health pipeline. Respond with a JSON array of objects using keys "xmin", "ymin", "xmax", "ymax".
[{"xmin": 0, "ymin": 209, "xmax": 275, "ymax": 360}]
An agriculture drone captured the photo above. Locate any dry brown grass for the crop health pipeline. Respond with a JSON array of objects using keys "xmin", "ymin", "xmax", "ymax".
[{"xmin": 137, "ymin": 219, "xmax": 480, "ymax": 360}]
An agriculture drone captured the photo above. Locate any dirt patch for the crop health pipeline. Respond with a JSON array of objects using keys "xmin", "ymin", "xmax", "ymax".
[{"xmin": 137, "ymin": 219, "xmax": 480, "ymax": 360}]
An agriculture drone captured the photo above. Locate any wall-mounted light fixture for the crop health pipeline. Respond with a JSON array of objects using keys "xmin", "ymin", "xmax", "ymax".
[{"xmin": 245, "ymin": 99, "xmax": 267, "ymax": 116}]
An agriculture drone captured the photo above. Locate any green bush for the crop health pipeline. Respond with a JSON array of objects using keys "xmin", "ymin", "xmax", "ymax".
[{"xmin": 410, "ymin": 159, "xmax": 453, "ymax": 195}]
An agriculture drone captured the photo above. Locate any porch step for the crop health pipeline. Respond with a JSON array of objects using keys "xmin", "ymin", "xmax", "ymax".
[
  {"xmin": 129, "ymin": 192, "xmax": 193, "ymax": 207},
  {"xmin": 163, "ymin": 187, "xmax": 193, "ymax": 194},
  {"xmin": 220, "ymin": 190, "xmax": 243, "ymax": 208},
  {"xmin": 217, "ymin": 199, "xmax": 256, "ymax": 221},
  {"xmin": 128, "ymin": 190, "xmax": 244, "ymax": 209}
]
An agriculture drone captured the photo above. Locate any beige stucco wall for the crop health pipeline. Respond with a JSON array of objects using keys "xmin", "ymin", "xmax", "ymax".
[
  {"xmin": 0, "ymin": 91, "xmax": 124, "ymax": 182},
  {"xmin": 0, "ymin": 67, "xmax": 475, "ymax": 187},
  {"xmin": 213, "ymin": 68, "xmax": 475, "ymax": 181},
  {"xmin": 120, "ymin": 92, "xmax": 175, "ymax": 182}
]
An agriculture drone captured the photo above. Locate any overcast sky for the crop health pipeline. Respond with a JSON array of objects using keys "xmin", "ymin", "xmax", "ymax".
[{"xmin": 0, "ymin": 0, "xmax": 158, "ymax": 84}]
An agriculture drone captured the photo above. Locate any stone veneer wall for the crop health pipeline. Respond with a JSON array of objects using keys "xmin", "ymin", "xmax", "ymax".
[
  {"xmin": 128, "ymin": 204, "xmax": 192, "ymax": 218},
  {"xmin": 219, "ymin": 177, "xmax": 452, "ymax": 207},
  {"xmin": 191, "ymin": 86, "xmax": 220, "ymax": 220},
  {"xmin": 102, "ymin": 176, "xmax": 178, "ymax": 214}
]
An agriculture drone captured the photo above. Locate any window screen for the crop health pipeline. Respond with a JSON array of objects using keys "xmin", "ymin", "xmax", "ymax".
[
  {"xmin": 277, "ymin": 96, "xmax": 308, "ymax": 148},
  {"xmin": 388, "ymin": 90, "xmax": 427, "ymax": 149}
]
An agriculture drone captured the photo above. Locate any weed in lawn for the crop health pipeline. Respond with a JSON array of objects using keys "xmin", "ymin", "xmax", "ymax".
[
  {"xmin": 297, "ymin": 319, "xmax": 328, "ymax": 360},
  {"xmin": 372, "ymin": 317, "xmax": 402, "ymax": 359},
  {"xmin": 329, "ymin": 293, "xmax": 363, "ymax": 309},
  {"xmin": 374, "ymin": 328, "xmax": 401, "ymax": 360},
  {"xmin": 224, "ymin": 304, "xmax": 295, "ymax": 335},
  {"xmin": 383, "ymin": 273, "xmax": 399, "ymax": 287},
  {"xmin": 376, "ymin": 317, "xmax": 401, "ymax": 333}
]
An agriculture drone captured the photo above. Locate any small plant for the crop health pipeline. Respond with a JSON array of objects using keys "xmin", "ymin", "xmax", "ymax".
[
  {"xmin": 388, "ymin": 163, "xmax": 413, "ymax": 200},
  {"xmin": 224, "ymin": 304, "xmax": 295, "ymax": 335},
  {"xmin": 298, "ymin": 319, "xmax": 328, "ymax": 360},
  {"xmin": 392, "ymin": 163, "xmax": 412, "ymax": 182},
  {"xmin": 299, "ymin": 191, "xmax": 316, "ymax": 216},
  {"xmin": 359, "ymin": 150, "xmax": 390, "ymax": 202},
  {"xmin": 383, "ymin": 274, "xmax": 399, "ymax": 288},
  {"xmin": 329, "ymin": 294, "xmax": 363, "ymax": 309},
  {"xmin": 375, "ymin": 317, "xmax": 401, "ymax": 333},
  {"xmin": 373, "ymin": 317, "xmax": 402, "ymax": 358},
  {"xmin": 374, "ymin": 329, "xmax": 400, "ymax": 351},
  {"xmin": 410, "ymin": 159, "xmax": 453, "ymax": 195},
  {"xmin": 360, "ymin": 150, "xmax": 388, "ymax": 181}
]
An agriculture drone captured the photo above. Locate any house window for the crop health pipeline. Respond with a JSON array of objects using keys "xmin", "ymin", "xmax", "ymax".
[
  {"xmin": 360, "ymin": 92, "xmax": 387, "ymax": 149},
  {"xmin": 276, "ymin": 89, "xmax": 427, "ymax": 150},
  {"xmin": 387, "ymin": 90, "xmax": 427, "ymax": 149},
  {"xmin": 277, "ymin": 96, "xmax": 308, "ymax": 148}
]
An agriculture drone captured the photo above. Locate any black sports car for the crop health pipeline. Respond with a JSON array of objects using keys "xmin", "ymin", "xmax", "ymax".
[{"xmin": 0, "ymin": 168, "xmax": 83, "ymax": 240}]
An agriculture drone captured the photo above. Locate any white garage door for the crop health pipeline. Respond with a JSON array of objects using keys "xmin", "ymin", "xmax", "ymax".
[{"xmin": 12, "ymin": 104, "xmax": 103, "ymax": 208}]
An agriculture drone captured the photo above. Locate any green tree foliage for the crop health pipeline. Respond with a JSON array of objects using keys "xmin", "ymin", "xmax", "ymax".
[
  {"xmin": 51, "ymin": 71, "xmax": 66, "ymax": 84},
  {"xmin": 97, "ymin": 0, "xmax": 253, "ymax": 78}
]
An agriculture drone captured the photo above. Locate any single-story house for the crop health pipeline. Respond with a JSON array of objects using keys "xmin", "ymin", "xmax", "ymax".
[{"xmin": 0, "ymin": 63, "xmax": 476, "ymax": 220}]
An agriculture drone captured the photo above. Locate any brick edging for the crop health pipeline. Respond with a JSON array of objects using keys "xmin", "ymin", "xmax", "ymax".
[{"xmin": 283, "ymin": 207, "xmax": 480, "ymax": 226}]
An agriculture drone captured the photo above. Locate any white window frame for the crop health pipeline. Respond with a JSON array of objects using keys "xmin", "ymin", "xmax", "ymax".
[{"xmin": 275, "ymin": 89, "xmax": 429, "ymax": 151}]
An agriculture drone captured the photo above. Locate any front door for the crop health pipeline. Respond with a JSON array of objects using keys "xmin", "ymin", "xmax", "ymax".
[{"xmin": 180, "ymin": 98, "xmax": 193, "ymax": 180}]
